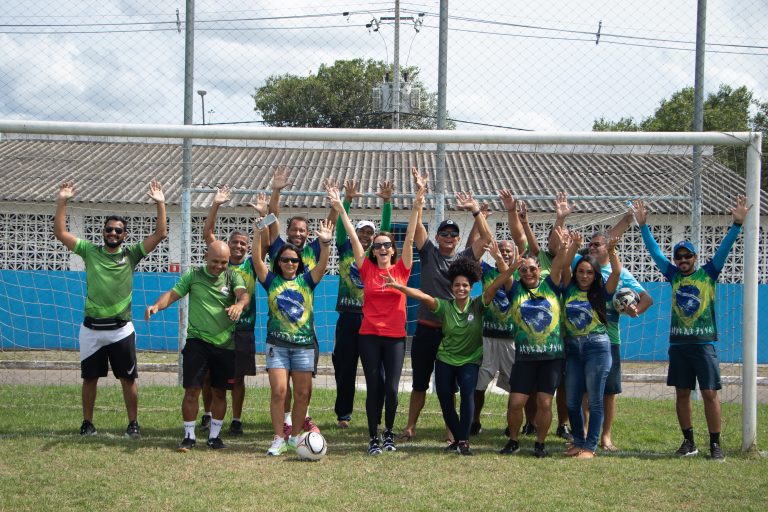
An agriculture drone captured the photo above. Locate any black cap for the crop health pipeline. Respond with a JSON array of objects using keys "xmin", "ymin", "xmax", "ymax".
[{"xmin": 437, "ymin": 219, "xmax": 460, "ymax": 234}]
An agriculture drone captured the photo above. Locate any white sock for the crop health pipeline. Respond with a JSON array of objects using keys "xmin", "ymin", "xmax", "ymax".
[
  {"xmin": 204, "ymin": 411, "xmax": 211, "ymax": 417},
  {"xmin": 305, "ymin": 408, "xmax": 310, "ymax": 419},
  {"xmin": 284, "ymin": 411, "xmax": 292, "ymax": 425},
  {"xmin": 232, "ymin": 417, "xmax": 240, "ymax": 423},
  {"xmin": 209, "ymin": 419, "xmax": 223, "ymax": 439},
  {"xmin": 184, "ymin": 421, "xmax": 196, "ymax": 440}
]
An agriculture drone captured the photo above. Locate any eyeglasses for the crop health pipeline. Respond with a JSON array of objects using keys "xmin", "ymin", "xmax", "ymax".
[
  {"xmin": 372, "ymin": 242, "xmax": 393, "ymax": 250},
  {"xmin": 674, "ymin": 253, "xmax": 695, "ymax": 261},
  {"xmin": 438, "ymin": 231, "xmax": 460, "ymax": 238},
  {"xmin": 104, "ymin": 227, "xmax": 124, "ymax": 234},
  {"xmin": 279, "ymin": 257, "xmax": 300, "ymax": 264}
]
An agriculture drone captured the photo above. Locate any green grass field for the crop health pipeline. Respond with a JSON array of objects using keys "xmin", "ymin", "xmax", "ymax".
[{"xmin": 1, "ymin": 384, "xmax": 766, "ymax": 512}]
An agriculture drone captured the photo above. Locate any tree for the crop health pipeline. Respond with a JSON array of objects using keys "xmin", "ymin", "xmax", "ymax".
[
  {"xmin": 253, "ymin": 58, "xmax": 453, "ymax": 129},
  {"xmin": 593, "ymin": 84, "xmax": 766, "ymax": 189}
]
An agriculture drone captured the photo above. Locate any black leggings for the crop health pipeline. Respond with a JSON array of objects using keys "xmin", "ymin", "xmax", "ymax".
[{"xmin": 358, "ymin": 334, "xmax": 405, "ymax": 438}]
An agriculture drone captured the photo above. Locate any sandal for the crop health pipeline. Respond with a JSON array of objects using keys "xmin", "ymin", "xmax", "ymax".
[{"xmin": 600, "ymin": 443, "xmax": 618, "ymax": 452}]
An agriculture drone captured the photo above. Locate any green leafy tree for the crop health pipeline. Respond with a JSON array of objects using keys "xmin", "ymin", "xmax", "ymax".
[
  {"xmin": 593, "ymin": 84, "xmax": 766, "ymax": 189},
  {"xmin": 253, "ymin": 58, "xmax": 453, "ymax": 129}
]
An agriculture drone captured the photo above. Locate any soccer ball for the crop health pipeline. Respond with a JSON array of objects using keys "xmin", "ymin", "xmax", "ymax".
[
  {"xmin": 612, "ymin": 287, "xmax": 640, "ymax": 314},
  {"xmin": 296, "ymin": 432, "xmax": 327, "ymax": 461}
]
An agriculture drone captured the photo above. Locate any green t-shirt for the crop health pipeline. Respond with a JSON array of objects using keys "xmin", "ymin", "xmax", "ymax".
[
  {"xmin": 480, "ymin": 262, "xmax": 514, "ymax": 338},
  {"xmin": 507, "ymin": 276, "xmax": 564, "ymax": 360},
  {"xmin": 562, "ymin": 283, "xmax": 608, "ymax": 337},
  {"xmin": 434, "ymin": 296, "xmax": 486, "ymax": 366},
  {"xmin": 73, "ymin": 239, "xmax": 147, "ymax": 321},
  {"xmin": 172, "ymin": 267, "xmax": 246, "ymax": 349},
  {"xmin": 261, "ymin": 270, "xmax": 317, "ymax": 348},
  {"xmin": 230, "ymin": 256, "xmax": 256, "ymax": 330},
  {"xmin": 668, "ymin": 267, "xmax": 719, "ymax": 342}
]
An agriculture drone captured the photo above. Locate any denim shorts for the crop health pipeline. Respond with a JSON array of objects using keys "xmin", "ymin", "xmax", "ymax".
[{"xmin": 266, "ymin": 343, "xmax": 315, "ymax": 372}]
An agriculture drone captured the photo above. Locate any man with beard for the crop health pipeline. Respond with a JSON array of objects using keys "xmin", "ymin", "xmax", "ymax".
[
  {"xmin": 634, "ymin": 196, "xmax": 748, "ymax": 461},
  {"xmin": 54, "ymin": 180, "xmax": 167, "ymax": 439}
]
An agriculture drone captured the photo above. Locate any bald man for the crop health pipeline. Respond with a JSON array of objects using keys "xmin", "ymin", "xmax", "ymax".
[{"xmin": 146, "ymin": 240, "xmax": 250, "ymax": 451}]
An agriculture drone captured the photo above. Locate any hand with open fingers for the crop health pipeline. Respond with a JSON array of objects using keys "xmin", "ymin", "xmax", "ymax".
[
  {"xmin": 326, "ymin": 187, "xmax": 345, "ymax": 213},
  {"xmin": 212, "ymin": 186, "xmax": 231, "ymax": 206},
  {"xmin": 271, "ymin": 165, "xmax": 293, "ymax": 190},
  {"xmin": 382, "ymin": 269, "xmax": 400, "ymax": 289},
  {"xmin": 147, "ymin": 180, "xmax": 165, "ymax": 203},
  {"xmin": 248, "ymin": 192, "xmax": 269, "ymax": 216},
  {"xmin": 343, "ymin": 180, "xmax": 363, "ymax": 201},
  {"xmin": 411, "ymin": 167, "xmax": 429, "ymax": 192},
  {"xmin": 58, "ymin": 181, "xmax": 75, "ymax": 201},
  {"xmin": 498, "ymin": 189, "xmax": 516, "ymax": 211},
  {"xmin": 731, "ymin": 194, "xmax": 751, "ymax": 225},
  {"xmin": 479, "ymin": 201, "xmax": 492, "ymax": 218},
  {"xmin": 607, "ymin": 235, "xmax": 620, "ymax": 253},
  {"xmin": 377, "ymin": 180, "xmax": 394, "ymax": 202},
  {"xmin": 555, "ymin": 191, "xmax": 572, "ymax": 218},
  {"xmin": 632, "ymin": 200, "xmax": 648, "ymax": 225},
  {"xmin": 455, "ymin": 191, "xmax": 479, "ymax": 211},
  {"xmin": 316, "ymin": 219, "xmax": 334, "ymax": 243},
  {"xmin": 486, "ymin": 239, "xmax": 502, "ymax": 260},
  {"xmin": 571, "ymin": 231, "xmax": 584, "ymax": 251},
  {"xmin": 518, "ymin": 201, "xmax": 529, "ymax": 222}
]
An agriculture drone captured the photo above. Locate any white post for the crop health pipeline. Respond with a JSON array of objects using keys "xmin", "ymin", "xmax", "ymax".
[{"xmin": 741, "ymin": 131, "xmax": 761, "ymax": 454}]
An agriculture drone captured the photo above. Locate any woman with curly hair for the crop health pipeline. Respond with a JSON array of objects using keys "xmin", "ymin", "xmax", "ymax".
[{"xmin": 386, "ymin": 254, "xmax": 522, "ymax": 455}]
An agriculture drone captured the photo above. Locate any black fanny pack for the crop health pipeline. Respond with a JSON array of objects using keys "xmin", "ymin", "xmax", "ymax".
[{"xmin": 83, "ymin": 317, "xmax": 128, "ymax": 331}]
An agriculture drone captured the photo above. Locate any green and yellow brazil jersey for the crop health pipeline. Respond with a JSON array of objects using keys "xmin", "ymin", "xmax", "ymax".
[
  {"xmin": 230, "ymin": 256, "xmax": 256, "ymax": 329},
  {"xmin": 666, "ymin": 266, "xmax": 718, "ymax": 342},
  {"xmin": 562, "ymin": 283, "xmax": 608, "ymax": 337},
  {"xmin": 74, "ymin": 239, "xmax": 147, "ymax": 321},
  {"xmin": 434, "ymin": 297, "xmax": 486, "ymax": 366},
  {"xmin": 480, "ymin": 262, "xmax": 514, "ymax": 338},
  {"xmin": 507, "ymin": 276, "xmax": 563, "ymax": 360},
  {"xmin": 261, "ymin": 270, "xmax": 318, "ymax": 347},
  {"xmin": 172, "ymin": 267, "xmax": 246, "ymax": 349},
  {"xmin": 335, "ymin": 239, "xmax": 364, "ymax": 312}
]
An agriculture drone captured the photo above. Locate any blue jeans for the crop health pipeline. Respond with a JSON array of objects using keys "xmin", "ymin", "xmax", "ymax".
[
  {"xmin": 434, "ymin": 360, "xmax": 479, "ymax": 442},
  {"xmin": 565, "ymin": 333, "xmax": 612, "ymax": 452}
]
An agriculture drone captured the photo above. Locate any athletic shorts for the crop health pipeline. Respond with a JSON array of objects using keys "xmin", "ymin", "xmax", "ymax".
[
  {"xmin": 233, "ymin": 328, "xmax": 257, "ymax": 378},
  {"xmin": 182, "ymin": 338, "xmax": 235, "ymax": 390},
  {"xmin": 79, "ymin": 323, "xmax": 138, "ymax": 380},
  {"xmin": 667, "ymin": 343, "xmax": 722, "ymax": 391},
  {"xmin": 604, "ymin": 344, "xmax": 622, "ymax": 395},
  {"xmin": 475, "ymin": 336, "xmax": 515, "ymax": 392},
  {"xmin": 266, "ymin": 343, "xmax": 315, "ymax": 373},
  {"xmin": 508, "ymin": 358, "xmax": 564, "ymax": 396},
  {"xmin": 410, "ymin": 323, "xmax": 443, "ymax": 392}
]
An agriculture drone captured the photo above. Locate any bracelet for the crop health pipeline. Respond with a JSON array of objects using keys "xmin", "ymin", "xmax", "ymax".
[{"xmin": 321, "ymin": 240, "xmax": 332, "ymax": 246}]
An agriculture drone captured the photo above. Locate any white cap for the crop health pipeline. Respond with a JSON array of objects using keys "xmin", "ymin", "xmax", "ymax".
[{"xmin": 355, "ymin": 220, "xmax": 375, "ymax": 231}]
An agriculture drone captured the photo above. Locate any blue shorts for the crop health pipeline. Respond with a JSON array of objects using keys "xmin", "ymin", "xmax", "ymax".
[
  {"xmin": 667, "ymin": 343, "xmax": 721, "ymax": 391},
  {"xmin": 266, "ymin": 343, "xmax": 315, "ymax": 372}
]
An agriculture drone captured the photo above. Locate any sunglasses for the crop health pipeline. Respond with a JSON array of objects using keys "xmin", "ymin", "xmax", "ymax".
[
  {"xmin": 519, "ymin": 265, "xmax": 539, "ymax": 273},
  {"xmin": 279, "ymin": 257, "xmax": 300, "ymax": 264},
  {"xmin": 674, "ymin": 253, "xmax": 695, "ymax": 261},
  {"xmin": 438, "ymin": 231, "xmax": 460, "ymax": 238},
  {"xmin": 104, "ymin": 226, "xmax": 124, "ymax": 234},
  {"xmin": 372, "ymin": 242, "xmax": 393, "ymax": 250}
]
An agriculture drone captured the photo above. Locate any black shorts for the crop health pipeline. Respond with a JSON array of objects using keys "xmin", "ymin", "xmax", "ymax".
[
  {"xmin": 182, "ymin": 338, "xmax": 235, "ymax": 390},
  {"xmin": 234, "ymin": 328, "xmax": 256, "ymax": 378},
  {"xmin": 508, "ymin": 358, "xmax": 564, "ymax": 396},
  {"xmin": 604, "ymin": 344, "xmax": 622, "ymax": 395},
  {"xmin": 410, "ymin": 323, "xmax": 443, "ymax": 392},
  {"xmin": 81, "ymin": 331, "xmax": 138, "ymax": 380},
  {"xmin": 667, "ymin": 343, "xmax": 722, "ymax": 391}
]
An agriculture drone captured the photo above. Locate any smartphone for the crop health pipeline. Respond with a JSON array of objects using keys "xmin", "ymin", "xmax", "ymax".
[{"xmin": 256, "ymin": 213, "xmax": 278, "ymax": 230}]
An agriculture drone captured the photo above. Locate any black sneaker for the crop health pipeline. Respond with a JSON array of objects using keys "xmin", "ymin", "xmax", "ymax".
[
  {"xmin": 556, "ymin": 424, "xmax": 574, "ymax": 442},
  {"xmin": 710, "ymin": 443, "xmax": 725, "ymax": 462},
  {"xmin": 522, "ymin": 422, "xmax": 537, "ymax": 436},
  {"xmin": 229, "ymin": 420, "xmax": 243, "ymax": 436},
  {"xmin": 499, "ymin": 439, "xmax": 520, "ymax": 455},
  {"xmin": 125, "ymin": 420, "xmax": 141, "ymax": 440},
  {"xmin": 368, "ymin": 437, "xmax": 382, "ymax": 455},
  {"xmin": 206, "ymin": 437, "xmax": 226, "ymax": 450},
  {"xmin": 200, "ymin": 414, "xmax": 211, "ymax": 431},
  {"xmin": 444, "ymin": 440, "xmax": 459, "ymax": 452},
  {"xmin": 177, "ymin": 436, "xmax": 196, "ymax": 452},
  {"xmin": 80, "ymin": 420, "xmax": 96, "ymax": 436},
  {"xmin": 382, "ymin": 429, "xmax": 396, "ymax": 452},
  {"xmin": 675, "ymin": 439, "xmax": 698, "ymax": 457},
  {"xmin": 534, "ymin": 443, "xmax": 549, "ymax": 458},
  {"xmin": 470, "ymin": 422, "xmax": 483, "ymax": 436},
  {"xmin": 457, "ymin": 441, "xmax": 473, "ymax": 456}
]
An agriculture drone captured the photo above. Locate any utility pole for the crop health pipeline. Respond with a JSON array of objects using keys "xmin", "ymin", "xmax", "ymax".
[{"xmin": 392, "ymin": 0, "xmax": 401, "ymax": 129}]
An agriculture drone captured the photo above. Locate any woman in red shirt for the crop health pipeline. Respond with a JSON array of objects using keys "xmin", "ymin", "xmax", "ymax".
[{"xmin": 328, "ymin": 177, "xmax": 424, "ymax": 455}]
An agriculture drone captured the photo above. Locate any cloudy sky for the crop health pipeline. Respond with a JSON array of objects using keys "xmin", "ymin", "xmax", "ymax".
[{"xmin": 1, "ymin": 0, "xmax": 766, "ymax": 131}]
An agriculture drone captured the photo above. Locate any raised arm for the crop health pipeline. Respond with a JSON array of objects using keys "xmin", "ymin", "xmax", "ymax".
[
  {"xmin": 328, "ymin": 184, "xmax": 365, "ymax": 268},
  {"xmin": 251, "ymin": 216, "xmax": 270, "ymax": 283},
  {"xmin": 411, "ymin": 167, "xmax": 430, "ymax": 249},
  {"xmin": 606, "ymin": 207, "xmax": 635, "ymax": 241},
  {"xmin": 548, "ymin": 227, "xmax": 574, "ymax": 287},
  {"xmin": 144, "ymin": 289, "xmax": 182, "ymax": 321},
  {"xmin": 464, "ymin": 202, "xmax": 490, "ymax": 249},
  {"xmin": 323, "ymin": 178, "xmax": 341, "ymax": 228},
  {"xmin": 605, "ymin": 236, "xmax": 622, "ymax": 294},
  {"xmin": 634, "ymin": 200, "xmax": 671, "ymax": 274},
  {"xmin": 377, "ymin": 180, "xmax": 394, "ymax": 232},
  {"xmin": 499, "ymin": 190, "xmax": 528, "ymax": 255},
  {"xmin": 202, "ymin": 186, "xmax": 231, "ymax": 246},
  {"xmin": 456, "ymin": 191, "xmax": 493, "ymax": 259},
  {"xmin": 548, "ymin": 192, "xmax": 571, "ymax": 254},
  {"xmin": 483, "ymin": 246, "xmax": 522, "ymax": 304},
  {"xmin": 384, "ymin": 269, "xmax": 437, "ymax": 312},
  {"xmin": 309, "ymin": 219, "xmax": 334, "ymax": 284},
  {"xmin": 267, "ymin": 165, "xmax": 292, "ymax": 244},
  {"xmin": 558, "ymin": 231, "xmax": 581, "ymax": 288},
  {"xmin": 711, "ymin": 194, "xmax": 749, "ymax": 271},
  {"xmin": 142, "ymin": 180, "xmax": 168, "ymax": 254},
  {"xmin": 54, "ymin": 181, "xmax": 78, "ymax": 251},
  {"xmin": 335, "ymin": 180, "xmax": 360, "ymax": 245},
  {"xmin": 518, "ymin": 201, "xmax": 540, "ymax": 256},
  {"xmin": 401, "ymin": 186, "xmax": 424, "ymax": 270}
]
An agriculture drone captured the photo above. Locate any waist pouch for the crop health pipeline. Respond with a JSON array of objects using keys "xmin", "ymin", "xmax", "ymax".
[{"xmin": 83, "ymin": 316, "xmax": 127, "ymax": 331}]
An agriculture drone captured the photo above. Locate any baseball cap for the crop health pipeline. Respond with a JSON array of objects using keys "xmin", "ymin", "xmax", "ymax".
[
  {"xmin": 355, "ymin": 220, "xmax": 375, "ymax": 231},
  {"xmin": 437, "ymin": 219, "xmax": 460, "ymax": 233},
  {"xmin": 673, "ymin": 240, "xmax": 697, "ymax": 256}
]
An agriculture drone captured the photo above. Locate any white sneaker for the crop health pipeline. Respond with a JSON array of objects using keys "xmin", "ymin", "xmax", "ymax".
[{"xmin": 267, "ymin": 435, "xmax": 287, "ymax": 456}]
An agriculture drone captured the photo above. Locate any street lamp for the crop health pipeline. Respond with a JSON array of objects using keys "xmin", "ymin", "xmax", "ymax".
[{"xmin": 197, "ymin": 89, "xmax": 207, "ymax": 125}]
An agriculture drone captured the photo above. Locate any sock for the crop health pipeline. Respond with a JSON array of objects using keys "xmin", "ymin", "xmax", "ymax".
[
  {"xmin": 232, "ymin": 417, "xmax": 240, "ymax": 423},
  {"xmin": 682, "ymin": 427, "xmax": 694, "ymax": 443},
  {"xmin": 203, "ymin": 411, "xmax": 211, "ymax": 418},
  {"xmin": 305, "ymin": 407, "xmax": 310, "ymax": 419},
  {"xmin": 709, "ymin": 432, "xmax": 720, "ymax": 446},
  {"xmin": 284, "ymin": 411, "xmax": 292, "ymax": 425},
  {"xmin": 209, "ymin": 419, "xmax": 223, "ymax": 439},
  {"xmin": 183, "ymin": 421, "xmax": 196, "ymax": 440}
]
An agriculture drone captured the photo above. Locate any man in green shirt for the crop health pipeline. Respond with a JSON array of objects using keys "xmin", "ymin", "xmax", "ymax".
[
  {"xmin": 146, "ymin": 241, "xmax": 249, "ymax": 451},
  {"xmin": 54, "ymin": 180, "xmax": 167, "ymax": 440}
]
